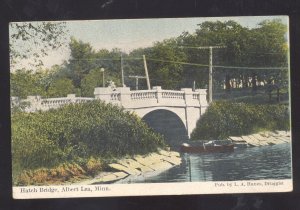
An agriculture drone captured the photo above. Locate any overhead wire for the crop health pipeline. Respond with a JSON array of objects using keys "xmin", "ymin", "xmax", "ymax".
[
  {"xmin": 68, "ymin": 56, "xmax": 288, "ymax": 70},
  {"xmin": 176, "ymin": 45, "xmax": 286, "ymax": 55},
  {"xmin": 68, "ymin": 57, "xmax": 142, "ymax": 61},
  {"xmin": 147, "ymin": 58, "xmax": 288, "ymax": 70}
]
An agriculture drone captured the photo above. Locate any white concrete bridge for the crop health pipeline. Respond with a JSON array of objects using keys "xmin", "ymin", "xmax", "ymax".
[
  {"xmin": 94, "ymin": 86, "xmax": 208, "ymax": 141},
  {"xmin": 12, "ymin": 86, "xmax": 208, "ymax": 145}
]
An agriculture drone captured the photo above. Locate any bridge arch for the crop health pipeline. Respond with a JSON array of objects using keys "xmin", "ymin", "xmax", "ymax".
[{"xmin": 141, "ymin": 109, "xmax": 189, "ymax": 148}]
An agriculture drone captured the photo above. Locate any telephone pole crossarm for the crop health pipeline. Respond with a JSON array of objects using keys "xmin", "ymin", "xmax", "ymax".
[{"xmin": 128, "ymin": 75, "xmax": 147, "ymax": 90}]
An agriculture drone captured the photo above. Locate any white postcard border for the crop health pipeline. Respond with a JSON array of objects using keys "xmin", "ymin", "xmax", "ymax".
[{"xmin": 13, "ymin": 179, "xmax": 292, "ymax": 199}]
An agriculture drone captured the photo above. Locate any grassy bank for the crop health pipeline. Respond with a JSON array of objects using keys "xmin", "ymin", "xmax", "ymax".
[
  {"xmin": 213, "ymin": 87, "xmax": 289, "ymax": 105},
  {"xmin": 191, "ymin": 101, "xmax": 290, "ymax": 140},
  {"xmin": 12, "ymin": 101, "xmax": 165, "ymax": 185},
  {"xmin": 16, "ymin": 157, "xmax": 104, "ymax": 186}
]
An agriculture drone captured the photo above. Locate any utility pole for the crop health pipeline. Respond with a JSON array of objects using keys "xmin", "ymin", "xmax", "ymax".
[
  {"xmin": 143, "ymin": 55, "xmax": 151, "ymax": 90},
  {"xmin": 100, "ymin": 67, "xmax": 105, "ymax": 87},
  {"xmin": 208, "ymin": 47, "xmax": 213, "ymax": 103},
  {"xmin": 179, "ymin": 45, "xmax": 225, "ymax": 103},
  {"xmin": 121, "ymin": 53, "xmax": 125, "ymax": 87},
  {"xmin": 128, "ymin": 75, "xmax": 146, "ymax": 90}
]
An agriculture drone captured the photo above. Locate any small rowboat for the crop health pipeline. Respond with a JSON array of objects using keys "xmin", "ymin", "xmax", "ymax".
[{"xmin": 181, "ymin": 140, "xmax": 234, "ymax": 153}]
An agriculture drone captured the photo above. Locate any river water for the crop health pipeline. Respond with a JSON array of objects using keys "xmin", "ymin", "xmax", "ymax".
[{"xmin": 120, "ymin": 143, "xmax": 292, "ymax": 183}]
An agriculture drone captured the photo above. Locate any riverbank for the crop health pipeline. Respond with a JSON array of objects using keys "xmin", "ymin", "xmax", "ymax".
[
  {"xmin": 75, "ymin": 149, "xmax": 181, "ymax": 185},
  {"xmin": 15, "ymin": 130, "xmax": 290, "ymax": 186},
  {"xmin": 76, "ymin": 131, "xmax": 290, "ymax": 185},
  {"xmin": 229, "ymin": 130, "xmax": 291, "ymax": 147},
  {"xmin": 15, "ymin": 149, "xmax": 181, "ymax": 186}
]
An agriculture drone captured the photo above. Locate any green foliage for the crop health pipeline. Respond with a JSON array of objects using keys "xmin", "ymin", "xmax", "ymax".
[
  {"xmin": 11, "ymin": 20, "xmax": 288, "ymax": 99},
  {"xmin": 147, "ymin": 39, "xmax": 187, "ymax": 89},
  {"xmin": 81, "ymin": 68, "xmax": 121, "ymax": 97},
  {"xmin": 80, "ymin": 69, "xmax": 103, "ymax": 97},
  {"xmin": 11, "ymin": 67, "xmax": 76, "ymax": 98},
  {"xmin": 191, "ymin": 101, "xmax": 290, "ymax": 140},
  {"xmin": 12, "ymin": 101, "xmax": 165, "ymax": 178},
  {"xmin": 213, "ymin": 87, "xmax": 289, "ymax": 104},
  {"xmin": 178, "ymin": 19, "xmax": 288, "ymax": 90},
  {"xmin": 123, "ymin": 19, "xmax": 288, "ymax": 91},
  {"xmin": 60, "ymin": 38, "xmax": 123, "ymax": 91},
  {"xmin": 47, "ymin": 78, "xmax": 75, "ymax": 97},
  {"xmin": 10, "ymin": 69, "xmax": 46, "ymax": 98},
  {"xmin": 65, "ymin": 37, "xmax": 96, "ymax": 87},
  {"xmin": 10, "ymin": 22, "xmax": 67, "ymax": 67}
]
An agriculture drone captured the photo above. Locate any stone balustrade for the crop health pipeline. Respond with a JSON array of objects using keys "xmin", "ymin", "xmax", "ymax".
[
  {"xmin": 94, "ymin": 86, "xmax": 207, "ymax": 108},
  {"xmin": 110, "ymin": 92, "xmax": 121, "ymax": 101},
  {"xmin": 161, "ymin": 90, "xmax": 184, "ymax": 99},
  {"xmin": 130, "ymin": 90, "xmax": 157, "ymax": 100},
  {"xmin": 12, "ymin": 94, "xmax": 94, "ymax": 112}
]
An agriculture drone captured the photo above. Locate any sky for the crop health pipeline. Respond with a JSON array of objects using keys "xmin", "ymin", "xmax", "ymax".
[{"xmin": 10, "ymin": 16, "xmax": 288, "ymax": 71}]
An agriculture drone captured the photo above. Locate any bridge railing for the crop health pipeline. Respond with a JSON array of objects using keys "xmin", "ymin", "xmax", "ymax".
[
  {"xmin": 130, "ymin": 90, "xmax": 157, "ymax": 100},
  {"xmin": 130, "ymin": 90, "xmax": 186, "ymax": 100},
  {"xmin": 94, "ymin": 86, "xmax": 208, "ymax": 107},
  {"xmin": 12, "ymin": 86, "xmax": 208, "ymax": 112},
  {"xmin": 41, "ymin": 98, "xmax": 72, "ymax": 107},
  {"xmin": 192, "ymin": 93, "xmax": 200, "ymax": 100},
  {"xmin": 161, "ymin": 90, "xmax": 184, "ymax": 99},
  {"xmin": 13, "ymin": 94, "xmax": 94, "ymax": 112},
  {"xmin": 110, "ymin": 92, "xmax": 121, "ymax": 101},
  {"xmin": 41, "ymin": 97, "xmax": 93, "ymax": 106}
]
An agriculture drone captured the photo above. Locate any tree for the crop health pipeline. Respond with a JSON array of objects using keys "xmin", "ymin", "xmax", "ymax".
[
  {"xmin": 81, "ymin": 68, "xmax": 122, "ymax": 97},
  {"xmin": 47, "ymin": 78, "xmax": 75, "ymax": 97},
  {"xmin": 10, "ymin": 69, "xmax": 46, "ymax": 98},
  {"xmin": 10, "ymin": 22, "xmax": 68, "ymax": 68},
  {"xmin": 81, "ymin": 69, "xmax": 104, "ymax": 97},
  {"xmin": 178, "ymin": 19, "xmax": 288, "ymax": 94},
  {"xmin": 128, "ymin": 39, "xmax": 187, "ymax": 90},
  {"xmin": 246, "ymin": 19, "xmax": 288, "ymax": 89},
  {"xmin": 64, "ymin": 37, "xmax": 96, "ymax": 88},
  {"xmin": 62, "ymin": 38, "xmax": 124, "ymax": 91}
]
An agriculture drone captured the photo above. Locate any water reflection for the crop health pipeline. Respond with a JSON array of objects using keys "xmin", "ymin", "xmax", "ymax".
[{"xmin": 126, "ymin": 143, "xmax": 291, "ymax": 183}]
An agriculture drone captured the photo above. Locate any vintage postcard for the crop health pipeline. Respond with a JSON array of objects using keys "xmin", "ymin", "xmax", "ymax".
[{"xmin": 10, "ymin": 16, "xmax": 292, "ymax": 199}]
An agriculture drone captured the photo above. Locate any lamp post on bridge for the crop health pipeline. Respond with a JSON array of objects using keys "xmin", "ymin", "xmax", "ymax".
[{"xmin": 100, "ymin": 67, "xmax": 105, "ymax": 87}]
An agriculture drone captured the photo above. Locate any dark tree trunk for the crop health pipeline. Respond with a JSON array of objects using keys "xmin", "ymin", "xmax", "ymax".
[
  {"xmin": 251, "ymin": 73, "xmax": 257, "ymax": 94},
  {"xmin": 242, "ymin": 75, "xmax": 248, "ymax": 88},
  {"xmin": 225, "ymin": 74, "xmax": 231, "ymax": 92},
  {"xmin": 230, "ymin": 79, "xmax": 234, "ymax": 89},
  {"xmin": 237, "ymin": 77, "xmax": 241, "ymax": 89}
]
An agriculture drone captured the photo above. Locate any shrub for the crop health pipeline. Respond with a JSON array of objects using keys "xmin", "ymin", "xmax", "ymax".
[
  {"xmin": 12, "ymin": 100, "xmax": 165, "ymax": 183},
  {"xmin": 85, "ymin": 157, "xmax": 103, "ymax": 176},
  {"xmin": 191, "ymin": 101, "xmax": 290, "ymax": 140}
]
